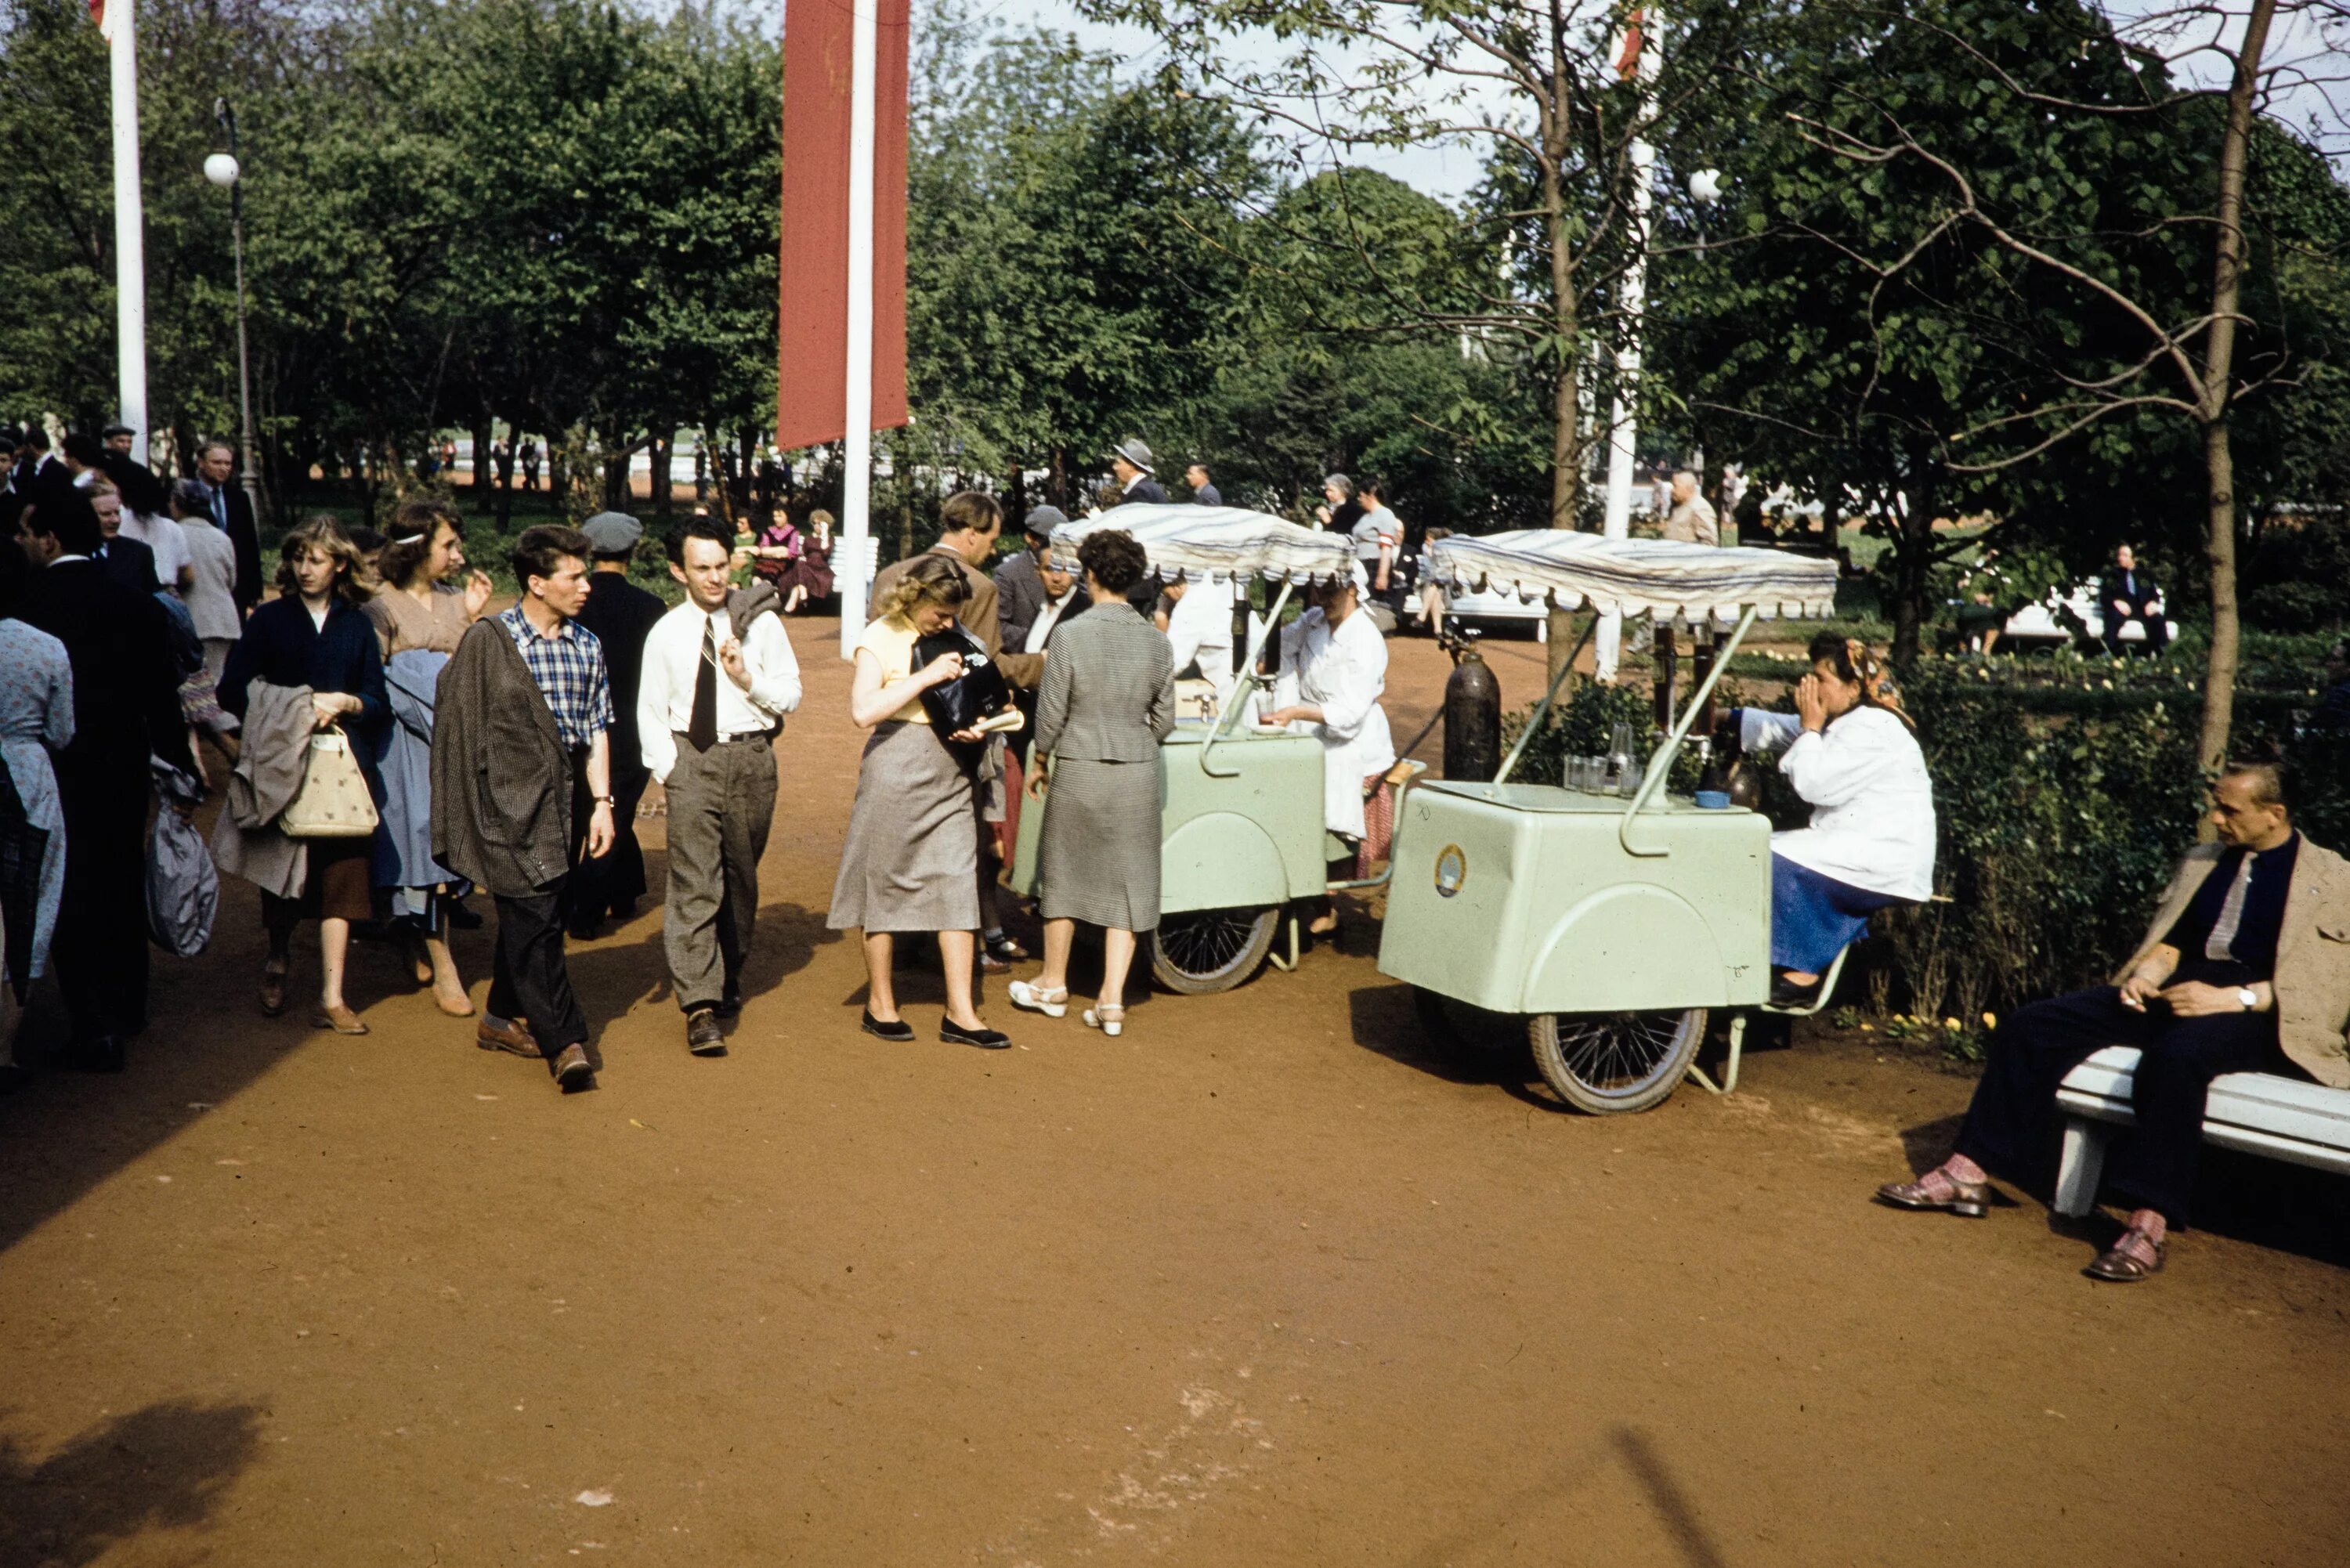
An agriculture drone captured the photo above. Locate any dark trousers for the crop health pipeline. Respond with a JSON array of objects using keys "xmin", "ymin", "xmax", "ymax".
[
  {"xmin": 488, "ymin": 889, "xmax": 590, "ymax": 1066},
  {"xmin": 1954, "ymin": 985, "xmax": 2288, "ymax": 1225},
  {"xmin": 2102, "ymin": 608, "xmax": 2169, "ymax": 656},
  {"xmin": 50, "ymin": 770, "xmax": 149, "ymax": 1041},
  {"xmin": 565, "ymin": 766, "xmax": 648, "ymax": 927},
  {"xmin": 490, "ymin": 756, "xmax": 593, "ymax": 1065}
]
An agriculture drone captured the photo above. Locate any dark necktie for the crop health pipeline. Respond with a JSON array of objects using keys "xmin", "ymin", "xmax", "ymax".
[
  {"xmin": 689, "ymin": 615, "xmax": 719, "ymax": 753},
  {"xmin": 212, "ymin": 486, "xmax": 227, "ymax": 529}
]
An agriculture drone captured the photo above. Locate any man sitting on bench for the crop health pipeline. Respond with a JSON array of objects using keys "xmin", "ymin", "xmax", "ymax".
[{"xmin": 1878, "ymin": 760, "xmax": 2350, "ymax": 1281}]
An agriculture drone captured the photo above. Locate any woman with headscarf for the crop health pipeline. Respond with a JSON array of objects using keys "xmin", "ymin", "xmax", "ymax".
[
  {"xmin": 1731, "ymin": 632, "xmax": 1936, "ymax": 1005},
  {"xmin": 1261, "ymin": 564, "xmax": 1397, "ymax": 936}
]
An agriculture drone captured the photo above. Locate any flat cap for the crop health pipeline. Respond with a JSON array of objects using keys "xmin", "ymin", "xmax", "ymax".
[
  {"xmin": 1022, "ymin": 504, "xmax": 1068, "ymax": 537},
  {"xmin": 580, "ymin": 510, "xmax": 643, "ymax": 554}
]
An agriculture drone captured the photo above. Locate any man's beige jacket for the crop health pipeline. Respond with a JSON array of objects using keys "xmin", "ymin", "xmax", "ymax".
[{"xmin": 2116, "ymin": 837, "xmax": 2350, "ymax": 1088}]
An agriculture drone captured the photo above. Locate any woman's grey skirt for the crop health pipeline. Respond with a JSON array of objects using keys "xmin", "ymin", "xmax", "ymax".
[
  {"xmin": 1038, "ymin": 757, "xmax": 1161, "ymax": 933},
  {"xmin": 828, "ymin": 721, "xmax": 981, "ymax": 934}
]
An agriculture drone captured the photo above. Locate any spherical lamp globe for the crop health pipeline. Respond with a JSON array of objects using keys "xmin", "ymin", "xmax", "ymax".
[
  {"xmin": 1687, "ymin": 168, "xmax": 1723, "ymax": 205},
  {"xmin": 203, "ymin": 153, "xmax": 240, "ymax": 188}
]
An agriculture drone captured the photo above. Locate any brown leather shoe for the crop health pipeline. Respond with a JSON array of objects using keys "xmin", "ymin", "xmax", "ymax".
[
  {"xmin": 313, "ymin": 1004, "xmax": 368, "ymax": 1035},
  {"xmin": 551, "ymin": 1042, "xmax": 595, "ymax": 1089},
  {"xmin": 1875, "ymin": 1170, "xmax": 1991, "ymax": 1218},
  {"xmin": 475, "ymin": 1016, "xmax": 540, "ymax": 1058},
  {"xmin": 258, "ymin": 966, "xmax": 287, "ymax": 1018},
  {"xmin": 685, "ymin": 1008, "xmax": 726, "ymax": 1057}
]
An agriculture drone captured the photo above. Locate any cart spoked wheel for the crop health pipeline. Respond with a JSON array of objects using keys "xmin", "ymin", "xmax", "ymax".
[
  {"xmin": 1528, "ymin": 1008, "xmax": 1708, "ymax": 1115},
  {"xmin": 1150, "ymin": 907, "xmax": 1279, "ymax": 995},
  {"xmin": 1412, "ymin": 988, "xmax": 1524, "ymax": 1058}
]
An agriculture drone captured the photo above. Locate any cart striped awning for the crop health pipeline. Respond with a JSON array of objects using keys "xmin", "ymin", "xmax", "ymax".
[
  {"xmin": 1425, "ymin": 530, "xmax": 1839, "ymax": 625},
  {"xmin": 1048, "ymin": 504, "xmax": 1356, "ymax": 585}
]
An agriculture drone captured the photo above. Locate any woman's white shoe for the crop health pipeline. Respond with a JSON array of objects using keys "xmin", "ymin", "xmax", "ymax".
[
  {"xmin": 1008, "ymin": 981, "xmax": 1068, "ymax": 1019},
  {"xmin": 1082, "ymin": 1005, "xmax": 1125, "ymax": 1038}
]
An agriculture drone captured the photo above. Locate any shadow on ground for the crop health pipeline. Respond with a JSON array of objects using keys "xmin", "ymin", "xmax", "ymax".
[{"xmin": 0, "ymin": 1399, "xmax": 266, "ymax": 1567}]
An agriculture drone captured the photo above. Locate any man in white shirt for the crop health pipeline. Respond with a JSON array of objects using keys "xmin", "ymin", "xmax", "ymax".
[
  {"xmin": 638, "ymin": 518, "xmax": 802, "ymax": 1054},
  {"xmin": 115, "ymin": 486, "xmax": 194, "ymax": 595}
]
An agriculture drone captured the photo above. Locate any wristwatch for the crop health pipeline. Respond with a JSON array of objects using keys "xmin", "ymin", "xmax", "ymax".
[{"xmin": 2236, "ymin": 986, "xmax": 2259, "ymax": 1012}]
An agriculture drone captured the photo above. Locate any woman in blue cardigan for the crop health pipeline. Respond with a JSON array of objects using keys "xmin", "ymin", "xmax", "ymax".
[{"xmin": 219, "ymin": 517, "xmax": 389, "ymax": 1033}]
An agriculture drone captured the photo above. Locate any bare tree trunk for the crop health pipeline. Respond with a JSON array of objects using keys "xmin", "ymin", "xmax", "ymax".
[
  {"xmin": 1889, "ymin": 481, "xmax": 1937, "ymax": 666},
  {"xmin": 650, "ymin": 428, "xmax": 675, "ymax": 517},
  {"xmin": 471, "ymin": 419, "xmax": 494, "ymax": 500},
  {"xmin": 2194, "ymin": 0, "xmax": 2275, "ymax": 772}
]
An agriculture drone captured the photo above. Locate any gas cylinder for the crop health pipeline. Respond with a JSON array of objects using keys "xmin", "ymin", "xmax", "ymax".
[{"xmin": 1442, "ymin": 645, "xmax": 1502, "ymax": 782}]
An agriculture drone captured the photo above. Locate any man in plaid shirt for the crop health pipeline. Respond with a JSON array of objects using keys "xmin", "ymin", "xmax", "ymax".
[{"xmin": 442, "ymin": 524, "xmax": 617, "ymax": 1090}]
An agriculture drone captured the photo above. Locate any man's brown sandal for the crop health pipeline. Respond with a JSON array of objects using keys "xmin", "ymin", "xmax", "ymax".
[
  {"xmin": 1875, "ymin": 1169, "xmax": 1991, "ymax": 1218},
  {"xmin": 2085, "ymin": 1232, "xmax": 2165, "ymax": 1282}
]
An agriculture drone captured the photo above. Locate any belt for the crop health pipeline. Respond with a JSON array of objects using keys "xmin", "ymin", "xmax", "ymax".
[{"xmin": 674, "ymin": 730, "xmax": 770, "ymax": 747}]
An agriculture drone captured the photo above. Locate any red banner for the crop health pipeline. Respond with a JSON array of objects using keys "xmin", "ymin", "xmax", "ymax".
[{"xmin": 776, "ymin": 0, "xmax": 909, "ymax": 453}]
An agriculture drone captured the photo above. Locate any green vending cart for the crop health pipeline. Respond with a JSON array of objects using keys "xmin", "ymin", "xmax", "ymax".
[
  {"xmin": 1379, "ymin": 529, "xmax": 1840, "ymax": 1112},
  {"xmin": 1007, "ymin": 504, "xmax": 1361, "ymax": 992}
]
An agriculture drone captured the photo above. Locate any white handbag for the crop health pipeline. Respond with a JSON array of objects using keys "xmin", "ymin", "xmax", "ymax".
[{"xmin": 279, "ymin": 726, "xmax": 379, "ymax": 839}]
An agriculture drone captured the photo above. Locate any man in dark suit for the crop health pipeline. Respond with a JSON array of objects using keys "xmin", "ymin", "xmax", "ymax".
[
  {"xmin": 16, "ymin": 482, "xmax": 199, "ymax": 1068},
  {"xmin": 1110, "ymin": 439, "xmax": 1167, "ymax": 505},
  {"xmin": 13, "ymin": 423, "xmax": 64, "ymax": 493},
  {"xmin": 992, "ymin": 504, "xmax": 1061, "ymax": 657},
  {"xmin": 1185, "ymin": 463, "xmax": 1221, "ymax": 508},
  {"xmin": 566, "ymin": 511, "xmax": 667, "ymax": 938},
  {"xmin": 197, "ymin": 440, "xmax": 264, "ymax": 616},
  {"xmin": 2102, "ymin": 544, "xmax": 2168, "ymax": 656},
  {"xmin": 89, "ymin": 482, "xmax": 161, "ymax": 595}
]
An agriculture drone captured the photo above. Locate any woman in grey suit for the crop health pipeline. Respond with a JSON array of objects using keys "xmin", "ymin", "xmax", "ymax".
[{"xmin": 1010, "ymin": 530, "xmax": 1175, "ymax": 1036}]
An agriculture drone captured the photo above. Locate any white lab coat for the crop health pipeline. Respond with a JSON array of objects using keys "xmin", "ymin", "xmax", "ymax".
[
  {"xmin": 1741, "ymin": 707, "xmax": 1936, "ymax": 901},
  {"xmin": 1166, "ymin": 576, "xmax": 1236, "ymax": 710},
  {"xmin": 1276, "ymin": 605, "xmax": 1396, "ymax": 840}
]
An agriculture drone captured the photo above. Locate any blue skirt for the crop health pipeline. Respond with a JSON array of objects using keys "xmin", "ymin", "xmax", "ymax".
[{"xmin": 1770, "ymin": 855, "xmax": 1902, "ymax": 972}]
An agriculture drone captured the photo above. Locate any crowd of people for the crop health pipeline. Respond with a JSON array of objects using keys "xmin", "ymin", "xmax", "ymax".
[
  {"xmin": 4, "ymin": 423, "xmax": 2343, "ymax": 1288},
  {"xmin": 0, "ymin": 429, "xmax": 1402, "ymax": 1097}
]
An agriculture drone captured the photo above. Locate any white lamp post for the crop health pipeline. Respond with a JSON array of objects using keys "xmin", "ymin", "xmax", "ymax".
[{"xmin": 206, "ymin": 101, "xmax": 259, "ymax": 523}]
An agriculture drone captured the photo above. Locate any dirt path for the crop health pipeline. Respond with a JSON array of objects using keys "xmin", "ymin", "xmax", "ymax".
[{"xmin": 2, "ymin": 618, "xmax": 2345, "ymax": 1566}]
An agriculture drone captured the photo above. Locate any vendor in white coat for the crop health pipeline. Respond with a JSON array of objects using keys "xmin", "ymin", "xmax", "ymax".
[
  {"xmin": 1736, "ymin": 632, "xmax": 1936, "ymax": 1005},
  {"xmin": 1262, "ymin": 564, "xmax": 1397, "ymax": 934}
]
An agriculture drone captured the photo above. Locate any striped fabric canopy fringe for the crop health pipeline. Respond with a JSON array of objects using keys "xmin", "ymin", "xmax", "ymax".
[
  {"xmin": 1425, "ymin": 529, "xmax": 1841, "ymax": 626},
  {"xmin": 1048, "ymin": 504, "xmax": 1357, "ymax": 586}
]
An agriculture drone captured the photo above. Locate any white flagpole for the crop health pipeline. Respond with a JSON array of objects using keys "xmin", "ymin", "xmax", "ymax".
[
  {"xmin": 1595, "ymin": 9, "xmax": 1661, "ymax": 683},
  {"xmin": 103, "ymin": 0, "xmax": 150, "ymax": 468},
  {"xmin": 837, "ymin": 0, "xmax": 877, "ymax": 659}
]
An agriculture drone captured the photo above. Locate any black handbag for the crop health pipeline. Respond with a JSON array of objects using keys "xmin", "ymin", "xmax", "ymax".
[{"xmin": 913, "ymin": 623, "xmax": 1010, "ymax": 761}]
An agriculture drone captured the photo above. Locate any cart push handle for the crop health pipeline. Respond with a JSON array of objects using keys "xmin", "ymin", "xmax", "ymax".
[
  {"xmin": 1619, "ymin": 605, "xmax": 1759, "ymax": 858},
  {"xmin": 1200, "ymin": 578, "xmax": 1298, "ymax": 779}
]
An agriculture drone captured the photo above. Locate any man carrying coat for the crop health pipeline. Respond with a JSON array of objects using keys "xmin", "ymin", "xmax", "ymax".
[{"xmin": 433, "ymin": 525, "xmax": 617, "ymax": 1092}]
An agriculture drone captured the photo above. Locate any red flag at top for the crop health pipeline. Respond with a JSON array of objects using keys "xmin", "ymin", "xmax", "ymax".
[
  {"xmin": 776, "ymin": 0, "xmax": 910, "ymax": 453},
  {"xmin": 1614, "ymin": 9, "xmax": 1646, "ymax": 79}
]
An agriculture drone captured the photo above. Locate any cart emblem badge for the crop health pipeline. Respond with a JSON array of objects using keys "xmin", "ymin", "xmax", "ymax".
[{"xmin": 1434, "ymin": 844, "xmax": 1466, "ymax": 898}]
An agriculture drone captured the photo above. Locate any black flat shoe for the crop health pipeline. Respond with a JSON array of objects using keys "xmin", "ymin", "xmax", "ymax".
[
  {"xmin": 941, "ymin": 1020, "xmax": 1011, "ymax": 1050},
  {"xmin": 445, "ymin": 900, "xmax": 483, "ymax": 930},
  {"xmin": 861, "ymin": 1010, "xmax": 916, "ymax": 1042},
  {"xmin": 1770, "ymin": 974, "xmax": 1824, "ymax": 1007}
]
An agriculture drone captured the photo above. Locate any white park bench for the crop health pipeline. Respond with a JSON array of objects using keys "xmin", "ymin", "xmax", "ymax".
[{"xmin": 2053, "ymin": 1046, "xmax": 2350, "ymax": 1216}]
